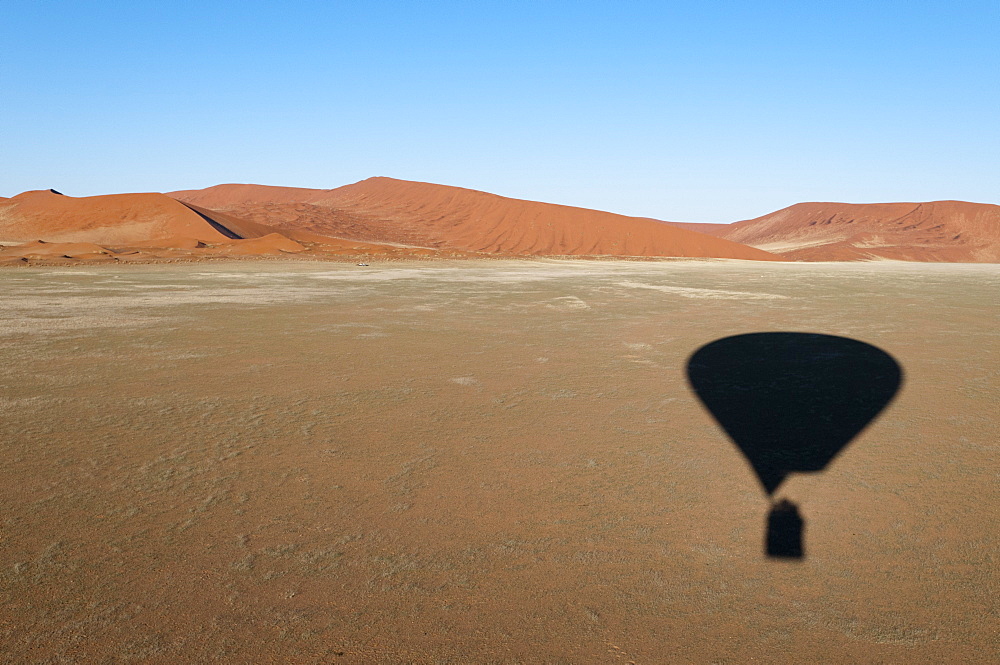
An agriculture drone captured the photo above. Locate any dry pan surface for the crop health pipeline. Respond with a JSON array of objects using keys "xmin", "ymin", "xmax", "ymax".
[{"xmin": 1, "ymin": 259, "xmax": 997, "ymax": 663}]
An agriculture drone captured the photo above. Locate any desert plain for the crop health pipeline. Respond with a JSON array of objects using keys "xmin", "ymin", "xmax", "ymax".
[{"xmin": 1, "ymin": 258, "xmax": 997, "ymax": 663}]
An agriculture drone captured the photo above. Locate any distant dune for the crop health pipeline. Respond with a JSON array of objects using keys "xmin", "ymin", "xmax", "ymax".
[
  {"xmin": 0, "ymin": 189, "xmax": 285, "ymax": 245},
  {"xmin": 170, "ymin": 178, "xmax": 781, "ymax": 260},
  {"xmin": 0, "ymin": 189, "xmax": 436, "ymax": 263},
  {"xmin": 8, "ymin": 182, "xmax": 996, "ymax": 264},
  {"xmin": 0, "ymin": 188, "xmax": 403, "ymax": 247},
  {"xmin": 715, "ymin": 201, "xmax": 1000, "ymax": 262},
  {"xmin": 657, "ymin": 220, "xmax": 731, "ymax": 235}
]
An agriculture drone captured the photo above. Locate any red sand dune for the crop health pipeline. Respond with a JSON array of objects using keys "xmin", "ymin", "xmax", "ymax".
[
  {"xmin": 0, "ymin": 189, "xmax": 426, "ymax": 262},
  {"xmin": 655, "ymin": 220, "xmax": 730, "ymax": 235},
  {"xmin": 0, "ymin": 189, "xmax": 279, "ymax": 245},
  {"xmin": 716, "ymin": 201, "xmax": 1000, "ymax": 262},
  {"xmin": 171, "ymin": 178, "xmax": 781, "ymax": 260},
  {"xmin": 13, "ymin": 182, "xmax": 994, "ymax": 263},
  {"xmin": 0, "ymin": 188, "xmax": 352, "ymax": 247}
]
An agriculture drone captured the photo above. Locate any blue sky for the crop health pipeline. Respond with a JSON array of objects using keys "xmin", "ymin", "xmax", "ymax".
[{"xmin": 2, "ymin": 1, "xmax": 997, "ymax": 222}]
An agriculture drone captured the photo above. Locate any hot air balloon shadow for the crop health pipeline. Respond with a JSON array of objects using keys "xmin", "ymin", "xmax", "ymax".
[{"xmin": 686, "ymin": 333, "xmax": 902, "ymax": 560}]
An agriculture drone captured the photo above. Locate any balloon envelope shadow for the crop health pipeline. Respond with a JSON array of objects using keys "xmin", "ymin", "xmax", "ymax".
[{"xmin": 686, "ymin": 333, "xmax": 902, "ymax": 559}]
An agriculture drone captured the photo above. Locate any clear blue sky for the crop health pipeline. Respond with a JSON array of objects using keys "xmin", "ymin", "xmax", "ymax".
[{"xmin": 2, "ymin": 1, "xmax": 997, "ymax": 222}]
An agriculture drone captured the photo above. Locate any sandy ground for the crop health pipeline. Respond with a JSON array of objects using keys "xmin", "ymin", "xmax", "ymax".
[{"xmin": 1, "ymin": 259, "xmax": 997, "ymax": 663}]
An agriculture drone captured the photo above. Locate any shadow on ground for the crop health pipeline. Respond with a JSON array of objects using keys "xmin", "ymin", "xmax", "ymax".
[{"xmin": 686, "ymin": 332, "xmax": 903, "ymax": 559}]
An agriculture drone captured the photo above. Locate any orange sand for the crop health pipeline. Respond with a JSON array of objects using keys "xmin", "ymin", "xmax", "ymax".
[
  {"xmin": 9, "ymin": 182, "xmax": 999, "ymax": 265},
  {"xmin": 211, "ymin": 233, "xmax": 306, "ymax": 255},
  {"xmin": 0, "ymin": 189, "xmax": 465, "ymax": 264},
  {"xmin": 717, "ymin": 201, "xmax": 1000, "ymax": 262},
  {"xmin": 0, "ymin": 190, "xmax": 251, "ymax": 245},
  {"xmin": 656, "ymin": 220, "xmax": 730, "ymax": 235},
  {"xmin": 0, "ymin": 240, "xmax": 113, "ymax": 258},
  {"xmin": 170, "ymin": 178, "xmax": 781, "ymax": 260}
]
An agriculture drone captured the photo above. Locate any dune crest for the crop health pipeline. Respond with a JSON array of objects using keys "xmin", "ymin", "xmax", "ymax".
[{"xmin": 171, "ymin": 178, "xmax": 781, "ymax": 260}]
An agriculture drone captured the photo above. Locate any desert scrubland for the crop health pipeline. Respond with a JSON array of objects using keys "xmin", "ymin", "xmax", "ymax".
[{"xmin": 1, "ymin": 259, "xmax": 997, "ymax": 663}]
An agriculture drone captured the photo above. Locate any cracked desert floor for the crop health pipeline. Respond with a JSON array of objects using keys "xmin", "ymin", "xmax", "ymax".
[{"xmin": 1, "ymin": 259, "xmax": 997, "ymax": 663}]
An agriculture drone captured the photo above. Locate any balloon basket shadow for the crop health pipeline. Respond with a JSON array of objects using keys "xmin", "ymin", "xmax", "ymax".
[{"xmin": 766, "ymin": 499, "xmax": 804, "ymax": 560}]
